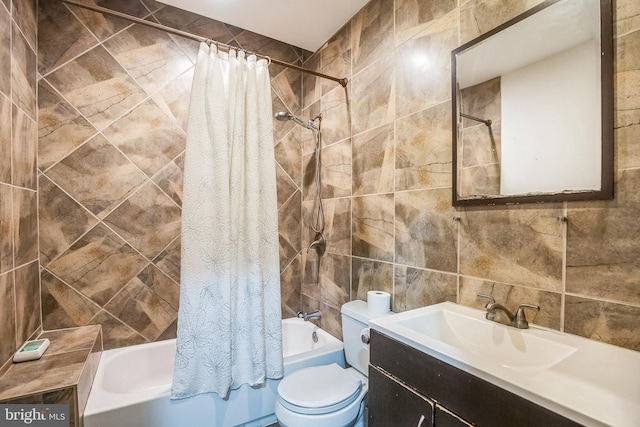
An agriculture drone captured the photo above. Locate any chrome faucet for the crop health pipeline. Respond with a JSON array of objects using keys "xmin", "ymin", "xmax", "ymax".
[
  {"xmin": 297, "ymin": 310, "xmax": 322, "ymax": 321},
  {"xmin": 477, "ymin": 293, "xmax": 540, "ymax": 329},
  {"xmin": 307, "ymin": 232, "xmax": 326, "ymax": 255}
]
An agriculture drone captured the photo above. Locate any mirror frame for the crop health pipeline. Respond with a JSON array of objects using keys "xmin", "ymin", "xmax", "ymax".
[{"xmin": 451, "ymin": 0, "xmax": 614, "ymax": 206}]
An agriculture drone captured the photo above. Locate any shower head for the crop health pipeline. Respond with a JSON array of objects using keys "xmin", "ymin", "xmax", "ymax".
[{"xmin": 274, "ymin": 111, "xmax": 318, "ymax": 131}]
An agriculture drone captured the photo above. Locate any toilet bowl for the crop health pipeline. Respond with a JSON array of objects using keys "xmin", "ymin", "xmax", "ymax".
[{"xmin": 275, "ymin": 300, "xmax": 391, "ymax": 427}]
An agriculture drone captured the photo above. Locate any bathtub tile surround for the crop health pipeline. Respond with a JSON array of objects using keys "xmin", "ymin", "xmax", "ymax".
[
  {"xmin": 294, "ymin": 0, "xmax": 640, "ymax": 352},
  {"xmin": 0, "ymin": 0, "xmax": 40, "ymax": 373},
  {"xmin": 0, "ymin": 325, "xmax": 102, "ymax": 427},
  {"xmin": 34, "ymin": 0, "xmax": 309, "ymax": 349}
]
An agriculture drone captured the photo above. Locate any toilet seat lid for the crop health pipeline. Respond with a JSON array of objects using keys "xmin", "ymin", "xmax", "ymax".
[{"xmin": 278, "ymin": 364, "xmax": 363, "ymax": 414}]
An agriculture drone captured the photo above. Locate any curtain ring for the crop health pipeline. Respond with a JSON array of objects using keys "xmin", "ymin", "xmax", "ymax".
[
  {"xmin": 205, "ymin": 38, "xmax": 212, "ymax": 46},
  {"xmin": 264, "ymin": 55, "xmax": 272, "ymax": 65}
]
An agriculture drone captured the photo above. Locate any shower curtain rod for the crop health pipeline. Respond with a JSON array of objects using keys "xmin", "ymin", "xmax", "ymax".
[{"xmin": 59, "ymin": 0, "xmax": 349, "ymax": 88}]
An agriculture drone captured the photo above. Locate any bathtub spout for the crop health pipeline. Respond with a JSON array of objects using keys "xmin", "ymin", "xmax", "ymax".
[{"xmin": 297, "ymin": 311, "xmax": 322, "ymax": 321}]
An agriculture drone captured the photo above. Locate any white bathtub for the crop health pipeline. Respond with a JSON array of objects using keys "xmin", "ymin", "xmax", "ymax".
[{"xmin": 84, "ymin": 318, "xmax": 345, "ymax": 427}]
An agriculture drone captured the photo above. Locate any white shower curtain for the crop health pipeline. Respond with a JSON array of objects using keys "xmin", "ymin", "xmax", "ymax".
[{"xmin": 171, "ymin": 42, "xmax": 283, "ymax": 399}]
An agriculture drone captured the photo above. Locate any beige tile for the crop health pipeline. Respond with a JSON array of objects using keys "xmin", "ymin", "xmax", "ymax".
[
  {"xmin": 321, "ymin": 139, "xmax": 352, "ymax": 199},
  {"xmin": 279, "ymin": 190, "xmax": 301, "ymax": 272},
  {"xmin": 275, "ymin": 126, "xmax": 302, "ymax": 188},
  {"xmin": 11, "ymin": 105, "xmax": 37, "ymax": 189},
  {"xmin": 396, "ymin": 188, "xmax": 458, "ymax": 272},
  {"xmin": 11, "ymin": 22, "xmax": 36, "ymax": 119},
  {"xmin": 460, "ymin": 204, "xmax": 564, "ymax": 291},
  {"xmin": 271, "ymin": 67, "xmax": 303, "ymax": 114},
  {"xmin": 352, "ymin": 258, "xmax": 393, "ymax": 302},
  {"xmin": 276, "ymin": 163, "xmax": 297, "ymax": 210},
  {"xmin": 152, "ymin": 153, "xmax": 184, "ymax": 207},
  {"xmin": 38, "ymin": 175, "xmax": 97, "ymax": 266},
  {"xmin": 38, "ymin": 79, "xmax": 97, "ymax": 171},
  {"xmin": 37, "ymin": 0, "xmax": 98, "ymax": 75},
  {"xmin": 351, "ymin": 0, "xmax": 394, "ymax": 74},
  {"xmin": 41, "ymin": 269, "xmax": 101, "ymax": 330},
  {"xmin": 14, "ymin": 261, "xmax": 40, "ymax": 347},
  {"xmin": 301, "ymin": 295, "xmax": 342, "ymax": 340},
  {"xmin": 0, "ymin": 5, "xmax": 10, "ymax": 97},
  {"xmin": 0, "ymin": 184, "xmax": 11, "ymax": 274},
  {"xmin": 12, "ymin": 0, "xmax": 37, "ymax": 50},
  {"xmin": 88, "ymin": 310, "xmax": 148, "ymax": 350},
  {"xmin": 46, "ymin": 134, "xmax": 147, "ymax": 219},
  {"xmin": 395, "ymin": 101, "xmax": 452, "ymax": 191},
  {"xmin": 102, "ymin": 99, "xmax": 186, "ymax": 177},
  {"xmin": 47, "ymin": 223, "xmax": 148, "ymax": 307},
  {"xmin": 46, "ymin": 45, "xmax": 147, "ymax": 131},
  {"xmin": 395, "ymin": 0, "xmax": 457, "ymax": 45},
  {"xmin": 565, "ymin": 296, "xmax": 640, "ymax": 351},
  {"xmin": 352, "ymin": 194, "xmax": 394, "ymax": 262},
  {"xmin": 322, "ymin": 197, "xmax": 351, "ymax": 256},
  {"xmin": 39, "ymin": 324, "xmax": 102, "ymax": 355},
  {"xmin": 615, "ymin": 29, "xmax": 640, "ymax": 170},
  {"xmin": 0, "ymin": 95, "xmax": 10, "ymax": 183},
  {"xmin": 394, "ymin": 266, "xmax": 457, "ymax": 312},
  {"xmin": 303, "ymin": 253, "xmax": 350, "ymax": 309},
  {"xmin": 67, "ymin": 0, "xmax": 149, "ymax": 42},
  {"xmin": 321, "ymin": 85, "xmax": 351, "ymax": 146},
  {"xmin": 353, "ymin": 124, "xmax": 394, "ymax": 196},
  {"xmin": 458, "ymin": 276, "xmax": 561, "ymax": 330},
  {"xmin": 152, "ymin": 66, "xmax": 193, "ymax": 132},
  {"xmin": 280, "ymin": 254, "xmax": 302, "ymax": 318},
  {"xmin": 351, "ymin": 53, "xmax": 394, "ymax": 136},
  {"xmin": 321, "ymin": 23, "xmax": 351, "ymax": 96},
  {"xmin": 103, "ymin": 182, "xmax": 181, "ymax": 259},
  {"xmin": 302, "ymin": 54, "xmax": 321, "ymax": 109},
  {"xmin": 13, "ymin": 188, "xmax": 38, "ymax": 266},
  {"xmin": 234, "ymin": 29, "xmax": 300, "ymax": 78},
  {"xmin": 615, "ymin": 0, "xmax": 640, "ymax": 37},
  {"xmin": 0, "ymin": 271, "xmax": 16, "ymax": 365},
  {"xmin": 152, "ymin": 236, "xmax": 180, "ymax": 284}
]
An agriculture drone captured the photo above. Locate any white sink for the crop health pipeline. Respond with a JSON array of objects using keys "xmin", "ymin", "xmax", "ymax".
[
  {"xmin": 369, "ymin": 302, "xmax": 640, "ymax": 427},
  {"xmin": 393, "ymin": 304, "xmax": 575, "ymax": 373}
]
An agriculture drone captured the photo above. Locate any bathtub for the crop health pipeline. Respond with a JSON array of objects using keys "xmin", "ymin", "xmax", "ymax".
[{"xmin": 84, "ymin": 318, "xmax": 344, "ymax": 427}]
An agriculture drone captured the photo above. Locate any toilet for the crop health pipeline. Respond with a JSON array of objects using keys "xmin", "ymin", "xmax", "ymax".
[{"xmin": 275, "ymin": 300, "xmax": 392, "ymax": 427}]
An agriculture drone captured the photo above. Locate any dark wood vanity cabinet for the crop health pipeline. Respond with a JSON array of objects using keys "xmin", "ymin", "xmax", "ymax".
[{"xmin": 368, "ymin": 330, "xmax": 582, "ymax": 427}]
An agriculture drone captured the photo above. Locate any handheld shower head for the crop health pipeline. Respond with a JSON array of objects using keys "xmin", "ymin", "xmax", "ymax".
[{"xmin": 274, "ymin": 111, "xmax": 318, "ymax": 131}]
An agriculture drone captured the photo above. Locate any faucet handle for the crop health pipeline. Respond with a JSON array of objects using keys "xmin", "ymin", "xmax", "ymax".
[
  {"xmin": 477, "ymin": 293, "xmax": 495, "ymax": 306},
  {"xmin": 514, "ymin": 304, "xmax": 540, "ymax": 329}
]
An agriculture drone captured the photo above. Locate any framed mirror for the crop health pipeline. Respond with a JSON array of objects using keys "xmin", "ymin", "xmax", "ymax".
[{"xmin": 452, "ymin": 0, "xmax": 613, "ymax": 206}]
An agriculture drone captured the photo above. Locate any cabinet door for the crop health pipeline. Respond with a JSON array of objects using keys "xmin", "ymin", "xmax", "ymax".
[
  {"xmin": 368, "ymin": 366, "xmax": 434, "ymax": 427},
  {"xmin": 435, "ymin": 405, "xmax": 474, "ymax": 427}
]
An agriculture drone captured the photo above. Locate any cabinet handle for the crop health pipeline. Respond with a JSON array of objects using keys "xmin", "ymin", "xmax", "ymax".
[{"xmin": 417, "ymin": 414, "xmax": 426, "ymax": 427}]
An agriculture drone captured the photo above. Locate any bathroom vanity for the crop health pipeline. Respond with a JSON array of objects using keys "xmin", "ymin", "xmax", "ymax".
[{"xmin": 367, "ymin": 302, "xmax": 640, "ymax": 427}]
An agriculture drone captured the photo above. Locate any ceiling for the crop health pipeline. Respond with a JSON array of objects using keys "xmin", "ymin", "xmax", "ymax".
[{"xmin": 157, "ymin": 0, "xmax": 370, "ymax": 52}]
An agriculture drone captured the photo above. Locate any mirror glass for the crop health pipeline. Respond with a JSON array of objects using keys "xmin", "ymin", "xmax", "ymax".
[{"xmin": 452, "ymin": 0, "xmax": 613, "ymax": 206}]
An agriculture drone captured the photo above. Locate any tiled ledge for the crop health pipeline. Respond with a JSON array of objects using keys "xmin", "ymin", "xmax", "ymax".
[{"xmin": 0, "ymin": 325, "xmax": 102, "ymax": 427}]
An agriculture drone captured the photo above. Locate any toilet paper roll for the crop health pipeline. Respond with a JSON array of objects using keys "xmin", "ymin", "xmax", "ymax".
[{"xmin": 367, "ymin": 290, "xmax": 391, "ymax": 314}]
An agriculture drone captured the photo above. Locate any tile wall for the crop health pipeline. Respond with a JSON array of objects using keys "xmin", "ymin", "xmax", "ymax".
[
  {"xmin": 298, "ymin": 0, "xmax": 640, "ymax": 352},
  {"xmin": 0, "ymin": 0, "xmax": 40, "ymax": 371},
  {"xmin": 36, "ymin": 0, "xmax": 307, "ymax": 350}
]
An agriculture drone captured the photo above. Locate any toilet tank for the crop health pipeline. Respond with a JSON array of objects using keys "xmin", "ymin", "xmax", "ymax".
[{"xmin": 341, "ymin": 300, "xmax": 392, "ymax": 375}]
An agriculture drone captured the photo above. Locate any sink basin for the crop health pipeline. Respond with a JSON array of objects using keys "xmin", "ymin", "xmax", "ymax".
[{"xmin": 370, "ymin": 302, "xmax": 575, "ymax": 374}]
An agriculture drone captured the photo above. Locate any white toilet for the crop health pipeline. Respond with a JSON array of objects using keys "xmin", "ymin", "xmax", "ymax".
[{"xmin": 275, "ymin": 300, "xmax": 392, "ymax": 427}]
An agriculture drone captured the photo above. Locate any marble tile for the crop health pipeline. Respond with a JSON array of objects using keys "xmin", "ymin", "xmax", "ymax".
[
  {"xmin": 459, "ymin": 0, "xmax": 545, "ymax": 44},
  {"xmin": 11, "ymin": 105, "xmax": 37, "ymax": 189},
  {"xmin": 566, "ymin": 169, "xmax": 640, "ymax": 304},
  {"xmin": 11, "ymin": 22, "xmax": 37, "ymax": 119},
  {"xmin": 395, "ymin": 188, "xmax": 458, "ymax": 272},
  {"xmin": 460, "ymin": 121, "xmax": 502, "ymax": 169},
  {"xmin": 351, "ymin": 53, "xmax": 394, "ymax": 136},
  {"xmin": 13, "ymin": 188, "xmax": 38, "ymax": 266},
  {"xmin": 103, "ymin": 99, "xmax": 186, "ymax": 177},
  {"xmin": 156, "ymin": 319, "xmax": 177, "ymax": 341},
  {"xmin": 395, "ymin": 15, "xmax": 457, "ymax": 119},
  {"xmin": 275, "ymin": 126, "xmax": 302, "ymax": 187},
  {"xmin": 103, "ymin": 182, "xmax": 181, "ymax": 259},
  {"xmin": 40, "ymin": 324, "xmax": 102, "ymax": 355},
  {"xmin": 301, "ymin": 295, "xmax": 342, "ymax": 340},
  {"xmin": 47, "ymin": 223, "xmax": 148, "ymax": 307},
  {"xmin": 315, "ymin": 253, "xmax": 350, "ymax": 308},
  {"xmin": 351, "ymin": 0, "xmax": 394, "ymax": 74},
  {"xmin": 301, "ymin": 101, "xmax": 321, "ymax": 156},
  {"xmin": 458, "ymin": 162, "xmax": 501, "ymax": 198},
  {"xmin": 320, "ymin": 139, "xmax": 352, "ymax": 199},
  {"xmin": 67, "ymin": 0, "xmax": 149, "ymax": 42},
  {"xmin": 234, "ymin": 29, "xmax": 301, "ymax": 78},
  {"xmin": 0, "ymin": 272, "xmax": 16, "ymax": 365},
  {"xmin": 152, "ymin": 153, "xmax": 184, "ymax": 207},
  {"xmin": 141, "ymin": 0, "xmax": 163, "ymax": 13},
  {"xmin": 278, "ymin": 190, "xmax": 301, "ymax": 272},
  {"xmin": 46, "ymin": 45, "xmax": 148, "ymax": 131},
  {"xmin": 41, "ymin": 269, "xmax": 101, "ymax": 330},
  {"xmin": 280, "ymin": 254, "xmax": 302, "ymax": 318},
  {"xmin": 104, "ymin": 24, "xmax": 194, "ymax": 96},
  {"xmin": 395, "ymin": 101, "xmax": 452, "ymax": 191},
  {"xmin": 14, "ymin": 261, "xmax": 40, "ymax": 347},
  {"xmin": 0, "ymin": 5, "xmax": 10, "ymax": 97},
  {"xmin": 352, "ymin": 194, "xmax": 394, "ymax": 262},
  {"xmin": 395, "ymin": 0, "xmax": 457, "ymax": 45},
  {"xmin": 152, "ymin": 236, "xmax": 180, "ymax": 284},
  {"xmin": 38, "ymin": 175, "xmax": 98, "ymax": 266},
  {"xmin": 394, "ymin": 266, "xmax": 457, "ymax": 312},
  {"xmin": 77, "ymin": 333, "xmax": 102, "ymax": 415},
  {"xmin": 321, "ymin": 85, "xmax": 351, "ymax": 146},
  {"xmin": 12, "ymin": 0, "xmax": 36, "ymax": 50},
  {"xmin": 38, "ymin": 79, "xmax": 98, "ymax": 171},
  {"xmin": 46, "ymin": 134, "xmax": 147, "ymax": 219},
  {"xmin": 615, "ymin": 29, "xmax": 640, "ymax": 170},
  {"xmin": 615, "ymin": 0, "xmax": 640, "ymax": 37},
  {"xmin": 38, "ymin": 0, "xmax": 99, "ymax": 75},
  {"xmin": 105, "ymin": 264, "xmax": 179, "ymax": 341},
  {"xmin": 271, "ymin": 67, "xmax": 302, "ymax": 114},
  {"xmin": 152, "ymin": 66, "xmax": 194, "ymax": 132},
  {"xmin": 0, "ymin": 95, "xmax": 10, "ymax": 183},
  {"xmin": 271, "ymin": 95, "xmax": 296, "ymax": 143},
  {"xmin": 302, "ymin": 54, "xmax": 321, "ymax": 109},
  {"xmin": 459, "ymin": 204, "xmax": 564, "ymax": 291},
  {"xmin": 88, "ymin": 310, "xmax": 148, "ymax": 350},
  {"xmin": 353, "ymin": 124, "xmax": 394, "ymax": 196},
  {"xmin": 352, "ymin": 258, "xmax": 393, "ymax": 302},
  {"xmin": 458, "ymin": 276, "xmax": 562, "ymax": 330},
  {"xmin": 565, "ymin": 296, "xmax": 640, "ymax": 351},
  {"xmin": 276, "ymin": 163, "xmax": 297, "ymax": 210},
  {"xmin": 321, "ymin": 23, "xmax": 351, "ymax": 96},
  {"xmin": 321, "ymin": 197, "xmax": 351, "ymax": 256},
  {"xmin": 0, "ymin": 184, "xmax": 11, "ymax": 274}
]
